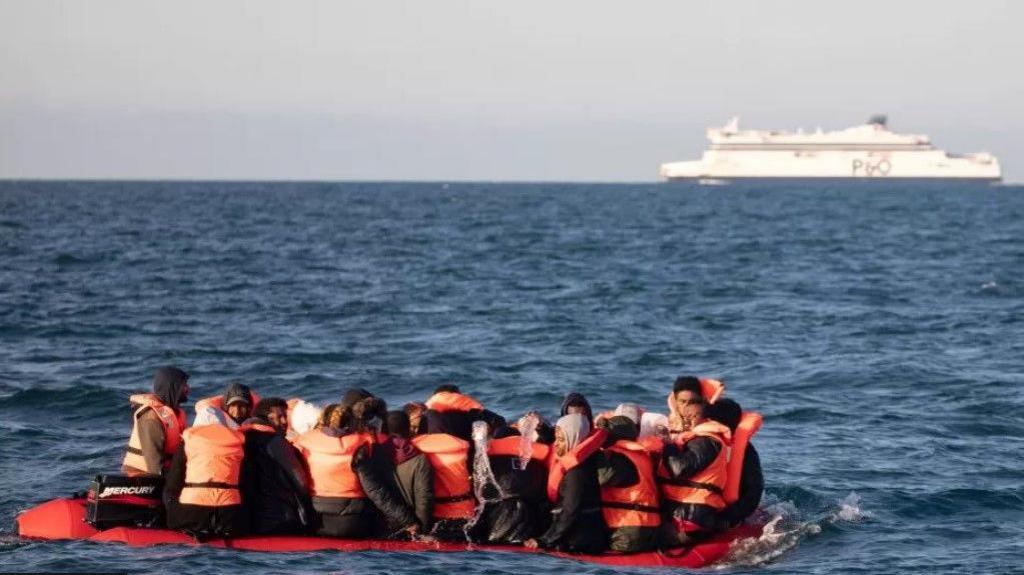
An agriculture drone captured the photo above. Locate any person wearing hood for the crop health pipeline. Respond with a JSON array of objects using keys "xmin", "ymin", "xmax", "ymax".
[
  {"xmin": 194, "ymin": 381, "xmax": 258, "ymax": 429},
  {"xmin": 657, "ymin": 376, "xmax": 732, "ymax": 548},
  {"xmin": 122, "ymin": 366, "xmax": 190, "ymax": 477},
  {"xmin": 422, "ymin": 384, "xmax": 506, "ymax": 441},
  {"xmin": 469, "ymin": 424, "xmax": 551, "ymax": 545},
  {"xmin": 595, "ymin": 416, "xmax": 660, "ymax": 553},
  {"xmin": 239, "ymin": 397, "xmax": 314, "ymax": 535},
  {"xmin": 384, "ymin": 410, "xmax": 434, "ymax": 532},
  {"xmin": 294, "ymin": 395, "xmax": 420, "ymax": 539},
  {"xmin": 559, "ymin": 392, "xmax": 594, "ymax": 428},
  {"xmin": 525, "ymin": 414, "xmax": 609, "ymax": 554}
]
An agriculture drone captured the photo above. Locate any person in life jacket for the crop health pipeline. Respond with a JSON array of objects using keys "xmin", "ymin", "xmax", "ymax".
[
  {"xmin": 468, "ymin": 424, "xmax": 552, "ymax": 545},
  {"xmin": 384, "ymin": 410, "xmax": 435, "ymax": 532},
  {"xmin": 524, "ymin": 414, "xmax": 609, "ymax": 554},
  {"xmin": 285, "ymin": 398, "xmax": 322, "ymax": 442},
  {"xmin": 163, "ymin": 421, "xmax": 248, "ymax": 540},
  {"xmin": 193, "ymin": 381, "xmax": 258, "ymax": 429},
  {"xmin": 122, "ymin": 366, "xmax": 190, "ymax": 477},
  {"xmin": 657, "ymin": 376, "xmax": 732, "ymax": 548},
  {"xmin": 411, "ymin": 410, "xmax": 476, "ymax": 541},
  {"xmin": 705, "ymin": 398, "xmax": 764, "ymax": 528},
  {"xmin": 294, "ymin": 396, "xmax": 419, "ymax": 539},
  {"xmin": 423, "ymin": 384, "xmax": 506, "ymax": 441},
  {"xmin": 239, "ymin": 397, "xmax": 314, "ymax": 535},
  {"xmin": 596, "ymin": 415, "xmax": 660, "ymax": 553}
]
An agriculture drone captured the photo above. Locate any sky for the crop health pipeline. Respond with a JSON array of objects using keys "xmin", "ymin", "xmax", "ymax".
[{"xmin": 1, "ymin": 0, "xmax": 1021, "ymax": 182}]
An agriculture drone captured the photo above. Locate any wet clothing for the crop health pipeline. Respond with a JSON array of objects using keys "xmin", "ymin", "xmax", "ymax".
[
  {"xmin": 387, "ymin": 436, "xmax": 434, "ymax": 530},
  {"xmin": 240, "ymin": 420, "xmax": 314, "ymax": 535},
  {"xmin": 469, "ymin": 436, "xmax": 551, "ymax": 544},
  {"xmin": 719, "ymin": 443, "xmax": 763, "ymax": 527},
  {"xmin": 538, "ymin": 451, "xmax": 608, "ymax": 554}
]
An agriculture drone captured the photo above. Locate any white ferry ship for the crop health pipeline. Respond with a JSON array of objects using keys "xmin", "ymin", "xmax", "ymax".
[{"xmin": 659, "ymin": 116, "xmax": 1001, "ymax": 183}]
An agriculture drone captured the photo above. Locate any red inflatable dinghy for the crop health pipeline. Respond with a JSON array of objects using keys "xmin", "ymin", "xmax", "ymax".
[{"xmin": 17, "ymin": 498, "xmax": 761, "ymax": 569}]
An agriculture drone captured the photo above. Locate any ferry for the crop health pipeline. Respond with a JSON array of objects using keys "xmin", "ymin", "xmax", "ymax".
[{"xmin": 659, "ymin": 116, "xmax": 1001, "ymax": 183}]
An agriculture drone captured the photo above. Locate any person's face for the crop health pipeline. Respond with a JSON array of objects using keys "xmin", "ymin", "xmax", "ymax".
[
  {"xmin": 566, "ymin": 405, "xmax": 587, "ymax": 417},
  {"xmin": 266, "ymin": 406, "xmax": 288, "ymax": 433},
  {"xmin": 227, "ymin": 402, "xmax": 251, "ymax": 423},
  {"xmin": 178, "ymin": 383, "xmax": 190, "ymax": 404},
  {"xmin": 554, "ymin": 426, "xmax": 568, "ymax": 457},
  {"xmin": 408, "ymin": 407, "xmax": 423, "ymax": 434},
  {"xmin": 674, "ymin": 390, "xmax": 705, "ymax": 430}
]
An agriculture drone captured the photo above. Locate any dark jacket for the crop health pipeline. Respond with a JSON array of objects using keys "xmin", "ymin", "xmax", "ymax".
[
  {"xmin": 309, "ymin": 429, "xmax": 417, "ymax": 538},
  {"xmin": 423, "ymin": 408, "xmax": 506, "ymax": 442},
  {"xmin": 660, "ymin": 435, "xmax": 724, "ymax": 532},
  {"xmin": 598, "ymin": 450, "xmax": 659, "ymax": 553},
  {"xmin": 469, "ymin": 449, "xmax": 550, "ymax": 544},
  {"xmin": 538, "ymin": 452, "xmax": 608, "ymax": 554},
  {"xmin": 240, "ymin": 421, "xmax": 314, "ymax": 535},
  {"xmin": 719, "ymin": 443, "xmax": 763, "ymax": 527},
  {"xmin": 387, "ymin": 436, "xmax": 434, "ymax": 530},
  {"xmin": 163, "ymin": 443, "xmax": 248, "ymax": 540}
]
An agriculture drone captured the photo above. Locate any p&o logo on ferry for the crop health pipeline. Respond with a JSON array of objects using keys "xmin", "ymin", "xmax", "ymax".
[{"xmin": 852, "ymin": 158, "xmax": 892, "ymax": 177}]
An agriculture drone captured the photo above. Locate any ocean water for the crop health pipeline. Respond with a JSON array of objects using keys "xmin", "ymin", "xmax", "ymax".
[{"xmin": 1, "ymin": 180, "xmax": 1023, "ymax": 574}]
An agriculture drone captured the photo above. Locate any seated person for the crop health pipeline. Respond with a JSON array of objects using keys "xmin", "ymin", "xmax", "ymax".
[
  {"xmin": 194, "ymin": 382, "xmax": 258, "ymax": 428},
  {"xmin": 411, "ymin": 411, "xmax": 475, "ymax": 540},
  {"xmin": 423, "ymin": 384, "xmax": 506, "ymax": 442},
  {"xmin": 122, "ymin": 366, "xmax": 190, "ymax": 477},
  {"xmin": 525, "ymin": 414, "xmax": 608, "ymax": 554},
  {"xmin": 384, "ymin": 410, "xmax": 434, "ymax": 532},
  {"xmin": 239, "ymin": 397, "xmax": 314, "ymax": 535},
  {"xmin": 559, "ymin": 392, "xmax": 594, "ymax": 427},
  {"xmin": 596, "ymin": 416, "xmax": 660, "ymax": 553},
  {"xmin": 705, "ymin": 398, "xmax": 764, "ymax": 528}
]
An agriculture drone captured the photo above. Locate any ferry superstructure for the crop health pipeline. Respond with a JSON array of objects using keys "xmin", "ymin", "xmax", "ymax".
[{"xmin": 659, "ymin": 116, "xmax": 1000, "ymax": 183}]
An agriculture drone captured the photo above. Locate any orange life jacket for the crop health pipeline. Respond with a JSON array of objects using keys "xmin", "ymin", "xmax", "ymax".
[
  {"xmin": 546, "ymin": 428, "xmax": 608, "ymax": 503},
  {"xmin": 601, "ymin": 440, "xmax": 661, "ymax": 528},
  {"xmin": 178, "ymin": 424, "xmax": 246, "ymax": 506},
  {"xmin": 724, "ymin": 411, "xmax": 762, "ymax": 504},
  {"xmin": 658, "ymin": 420, "xmax": 731, "ymax": 510},
  {"xmin": 122, "ymin": 393, "xmax": 187, "ymax": 475},
  {"xmin": 411, "ymin": 433, "xmax": 474, "ymax": 519},
  {"xmin": 487, "ymin": 435, "xmax": 551, "ymax": 462},
  {"xmin": 424, "ymin": 391, "xmax": 483, "ymax": 413},
  {"xmin": 294, "ymin": 429, "xmax": 375, "ymax": 499},
  {"xmin": 637, "ymin": 435, "xmax": 665, "ymax": 455}
]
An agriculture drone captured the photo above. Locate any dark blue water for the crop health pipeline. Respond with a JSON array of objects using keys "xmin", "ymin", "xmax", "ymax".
[{"xmin": 2, "ymin": 181, "xmax": 1023, "ymax": 574}]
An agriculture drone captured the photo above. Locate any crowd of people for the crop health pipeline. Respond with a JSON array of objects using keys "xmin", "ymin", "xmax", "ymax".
[{"xmin": 120, "ymin": 366, "xmax": 764, "ymax": 554}]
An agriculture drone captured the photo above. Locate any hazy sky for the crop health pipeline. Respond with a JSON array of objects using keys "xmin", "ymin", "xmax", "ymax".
[{"xmin": 1, "ymin": 0, "xmax": 1021, "ymax": 181}]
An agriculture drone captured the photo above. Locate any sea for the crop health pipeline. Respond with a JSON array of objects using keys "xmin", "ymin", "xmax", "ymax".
[{"xmin": 1, "ymin": 180, "xmax": 1023, "ymax": 574}]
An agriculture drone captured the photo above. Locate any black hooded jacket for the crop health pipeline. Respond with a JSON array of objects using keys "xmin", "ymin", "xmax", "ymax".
[
  {"xmin": 719, "ymin": 443, "xmax": 763, "ymax": 527},
  {"xmin": 538, "ymin": 451, "xmax": 608, "ymax": 554},
  {"xmin": 469, "ymin": 431, "xmax": 551, "ymax": 544},
  {"xmin": 240, "ymin": 418, "xmax": 314, "ymax": 535},
  {"xmin": 153, "ymin": 366, "xmax": 188, "ymax": 411},
  {"xmin": 124, "ymin": 367, "xmax": 189, "ymax": 476}
]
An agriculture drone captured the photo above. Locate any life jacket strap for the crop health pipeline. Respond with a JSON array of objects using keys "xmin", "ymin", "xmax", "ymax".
[
  {"xmin": 183, "ymin": 481, "xmax": 239, "ymax": 490},
  {"xmin": 601, "ymin": 501, "xmax": 661, "ymax": 514},
  {"xmin": 657, "ymin": 476, "xmax": 724, "ymax": 495}
]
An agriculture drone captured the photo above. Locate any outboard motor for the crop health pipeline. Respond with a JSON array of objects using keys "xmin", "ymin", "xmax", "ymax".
[{"xmin": 84, "ymin": 474, "xmax": 164, "ymax": 529}]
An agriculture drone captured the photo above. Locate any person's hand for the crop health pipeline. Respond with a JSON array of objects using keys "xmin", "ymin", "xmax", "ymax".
[{"xmin": 523, "ymin": 538, "xmax": 539, "ymax": 550}]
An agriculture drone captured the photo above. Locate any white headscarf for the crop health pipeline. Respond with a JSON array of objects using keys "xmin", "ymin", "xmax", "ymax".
[
  {"xmin": 639, "ymin": 412, "xmax": 669, "ymax": 439},
  {"xmin": 193, "ymin": 405, "xmax": 237, "ymax": 428},
  {"xmin": 555, "ymin": 413, "xmax": 590, "ymax": 452},
  {"xmin": 288, "ymin": 400, "xmax": 322, "ymax": 438}
]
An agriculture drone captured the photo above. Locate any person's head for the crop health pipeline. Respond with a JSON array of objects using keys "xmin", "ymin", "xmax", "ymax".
[
  {"xmin": 340, "ymin": 388, "xmax": 373, "ymax": 412},
  {"xmin": 535, "ymin": 420, "xmax": 555, "ymax": 445},
  {"xmin": 223, "ymin": 381, "xmax": 253, "ymax": 423},
  {"xmin": 386, "ymin": 410, "xmax": 411, "ymax": 439},
  {"xmin": 403, "ymin": 402, "xmax": 426, "ymax": 435},
  {"xmin": 613, "ymin": 403, "xmax": 642, "ymax": 427},
  {"xmin": 491, "ymin": 425, "xmax": 521, "ymax": 440},
  {"xmin": 351, "ymin": 397, "xmax": 387, "ymax": 433},
  {"xmin": 434, "ymin": 383, "xmax": 460, "ymax": 394},
  {"xmin": 560, "ymin": 392, "xmax": 594, "ymax": 426},
  {"xmin": 672, "ymin": 376, "xmax": 706, "ymax": 430},
  {"xmin": 317, "ymin": 403, "xmax": 341, "ymax": 430},
  {"xmin": 605, "ymin": 415, "xmax": 640, "ymax": 442},
  {"xmin": 554, "ymin": 413, "xmax": 590, "ymax": 458},
  {"xmin": 704, "ymin": 398, "xmax": 742, "ymax": 432},
  {"xmin": 253, "ymin": 397, "xmax": 289, "ymax": 433},
  {"xmin": 153, "ymin": 366, "xmax": 190, "ymax": 409}
]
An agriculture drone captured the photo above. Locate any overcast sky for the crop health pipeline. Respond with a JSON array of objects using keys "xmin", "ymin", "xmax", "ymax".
[{"xmin": 1, "ymin": 0, "xmax": 1021, "ymax": 181}]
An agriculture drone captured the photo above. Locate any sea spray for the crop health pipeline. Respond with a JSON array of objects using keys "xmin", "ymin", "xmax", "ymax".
[{"xmin": 517, "ymin": 412, "xmax": 540, "ymax": 470}]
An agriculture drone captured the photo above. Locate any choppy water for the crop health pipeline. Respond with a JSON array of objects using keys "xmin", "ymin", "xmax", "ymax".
[{"xmin": 1, "ymin": 180, "xmax": 1023, "ymax": 574}]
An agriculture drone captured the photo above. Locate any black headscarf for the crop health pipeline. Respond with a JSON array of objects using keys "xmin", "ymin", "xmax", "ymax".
[
  {"xmin": 559, "ymin": 392, "xmax": 594, "ymax": 426},
  {"xmin": 153, "ymin": 366, "xmax": 189, "ymax": 410}
]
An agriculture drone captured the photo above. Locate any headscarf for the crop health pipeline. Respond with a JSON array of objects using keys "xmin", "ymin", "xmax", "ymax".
[
  {"xmin": 613, "ymin": 402, "xmax": 642, "ymax": 425},
  {"xmin": 194, "ymin": 405, "xmax": 236, "ymax": 428},
  {"xmin": 555, "ymin": 413, "xmax": 590, "ymax": 452},
  {"xmin": 153, "ymin": 366, "xmax": 189, "ymax": 410},
  {"xmin": 639, "ymin": 412, "xmax": 669, "ymax": 439},
  {"xmin": 289, "ymin": 400, "xmax": 322, "ymax": 437}
]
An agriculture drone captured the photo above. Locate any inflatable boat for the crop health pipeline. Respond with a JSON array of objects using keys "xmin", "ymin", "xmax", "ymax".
[{"xmin": 16, "ymin": 497, "xmax": 762, "ymax": 569}]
